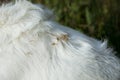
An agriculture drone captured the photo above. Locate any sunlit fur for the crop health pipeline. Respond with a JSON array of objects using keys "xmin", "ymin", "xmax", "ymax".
[{"xmin": 0, "ymin": 0, "xmax": 120, "ymax": 80}]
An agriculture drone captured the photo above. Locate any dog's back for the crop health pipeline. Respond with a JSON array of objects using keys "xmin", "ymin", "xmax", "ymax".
[{"xmin": 0, "ymin": 1, "xmax": 120, "ymax": 80}]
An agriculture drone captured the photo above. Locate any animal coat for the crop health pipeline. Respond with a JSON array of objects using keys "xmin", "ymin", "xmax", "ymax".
[{"xmin": 0, "ymin": 0, "xmax": 120, "ymax": 80}]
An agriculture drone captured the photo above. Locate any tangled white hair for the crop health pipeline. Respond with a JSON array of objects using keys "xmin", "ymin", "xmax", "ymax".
[{"xmin": 0, "ymin": 0, "xmax": 120, "ymax": 80}]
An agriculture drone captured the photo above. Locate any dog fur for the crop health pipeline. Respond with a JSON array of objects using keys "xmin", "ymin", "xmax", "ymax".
[{"xmin": 0, "ymin": 0, "xmax": 120, "ymax": 80}]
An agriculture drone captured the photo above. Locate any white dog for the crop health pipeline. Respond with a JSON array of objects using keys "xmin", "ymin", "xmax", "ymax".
[{"xmin": 0, "ymin": 0, "xmax": 120, "ymax": 80}]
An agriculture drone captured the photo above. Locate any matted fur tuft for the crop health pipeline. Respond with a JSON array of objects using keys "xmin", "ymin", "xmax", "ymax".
[{"xmin": 0, "ymin": 0, "xmax": 120, "ymax": 80}]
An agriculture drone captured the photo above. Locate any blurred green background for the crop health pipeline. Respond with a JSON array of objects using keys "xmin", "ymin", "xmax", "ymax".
[
  {"xmin": 0, "ymin": 0, "xmax": 120, "ymax": 57},
  {"xmin": 33, "ymin": 0, "xmax": 120, "ymax": 57}
]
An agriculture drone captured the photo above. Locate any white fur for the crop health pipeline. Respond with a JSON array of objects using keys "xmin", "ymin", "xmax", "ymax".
[{"xmin": 0, "ymin": 0, "xmax": 120, "ymax": 80}]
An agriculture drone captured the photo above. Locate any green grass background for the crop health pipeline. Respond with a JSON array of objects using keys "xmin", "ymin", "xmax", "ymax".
[{"xmin": 31, "ymin": 0, "xmax": 120, "ymax": 57}]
